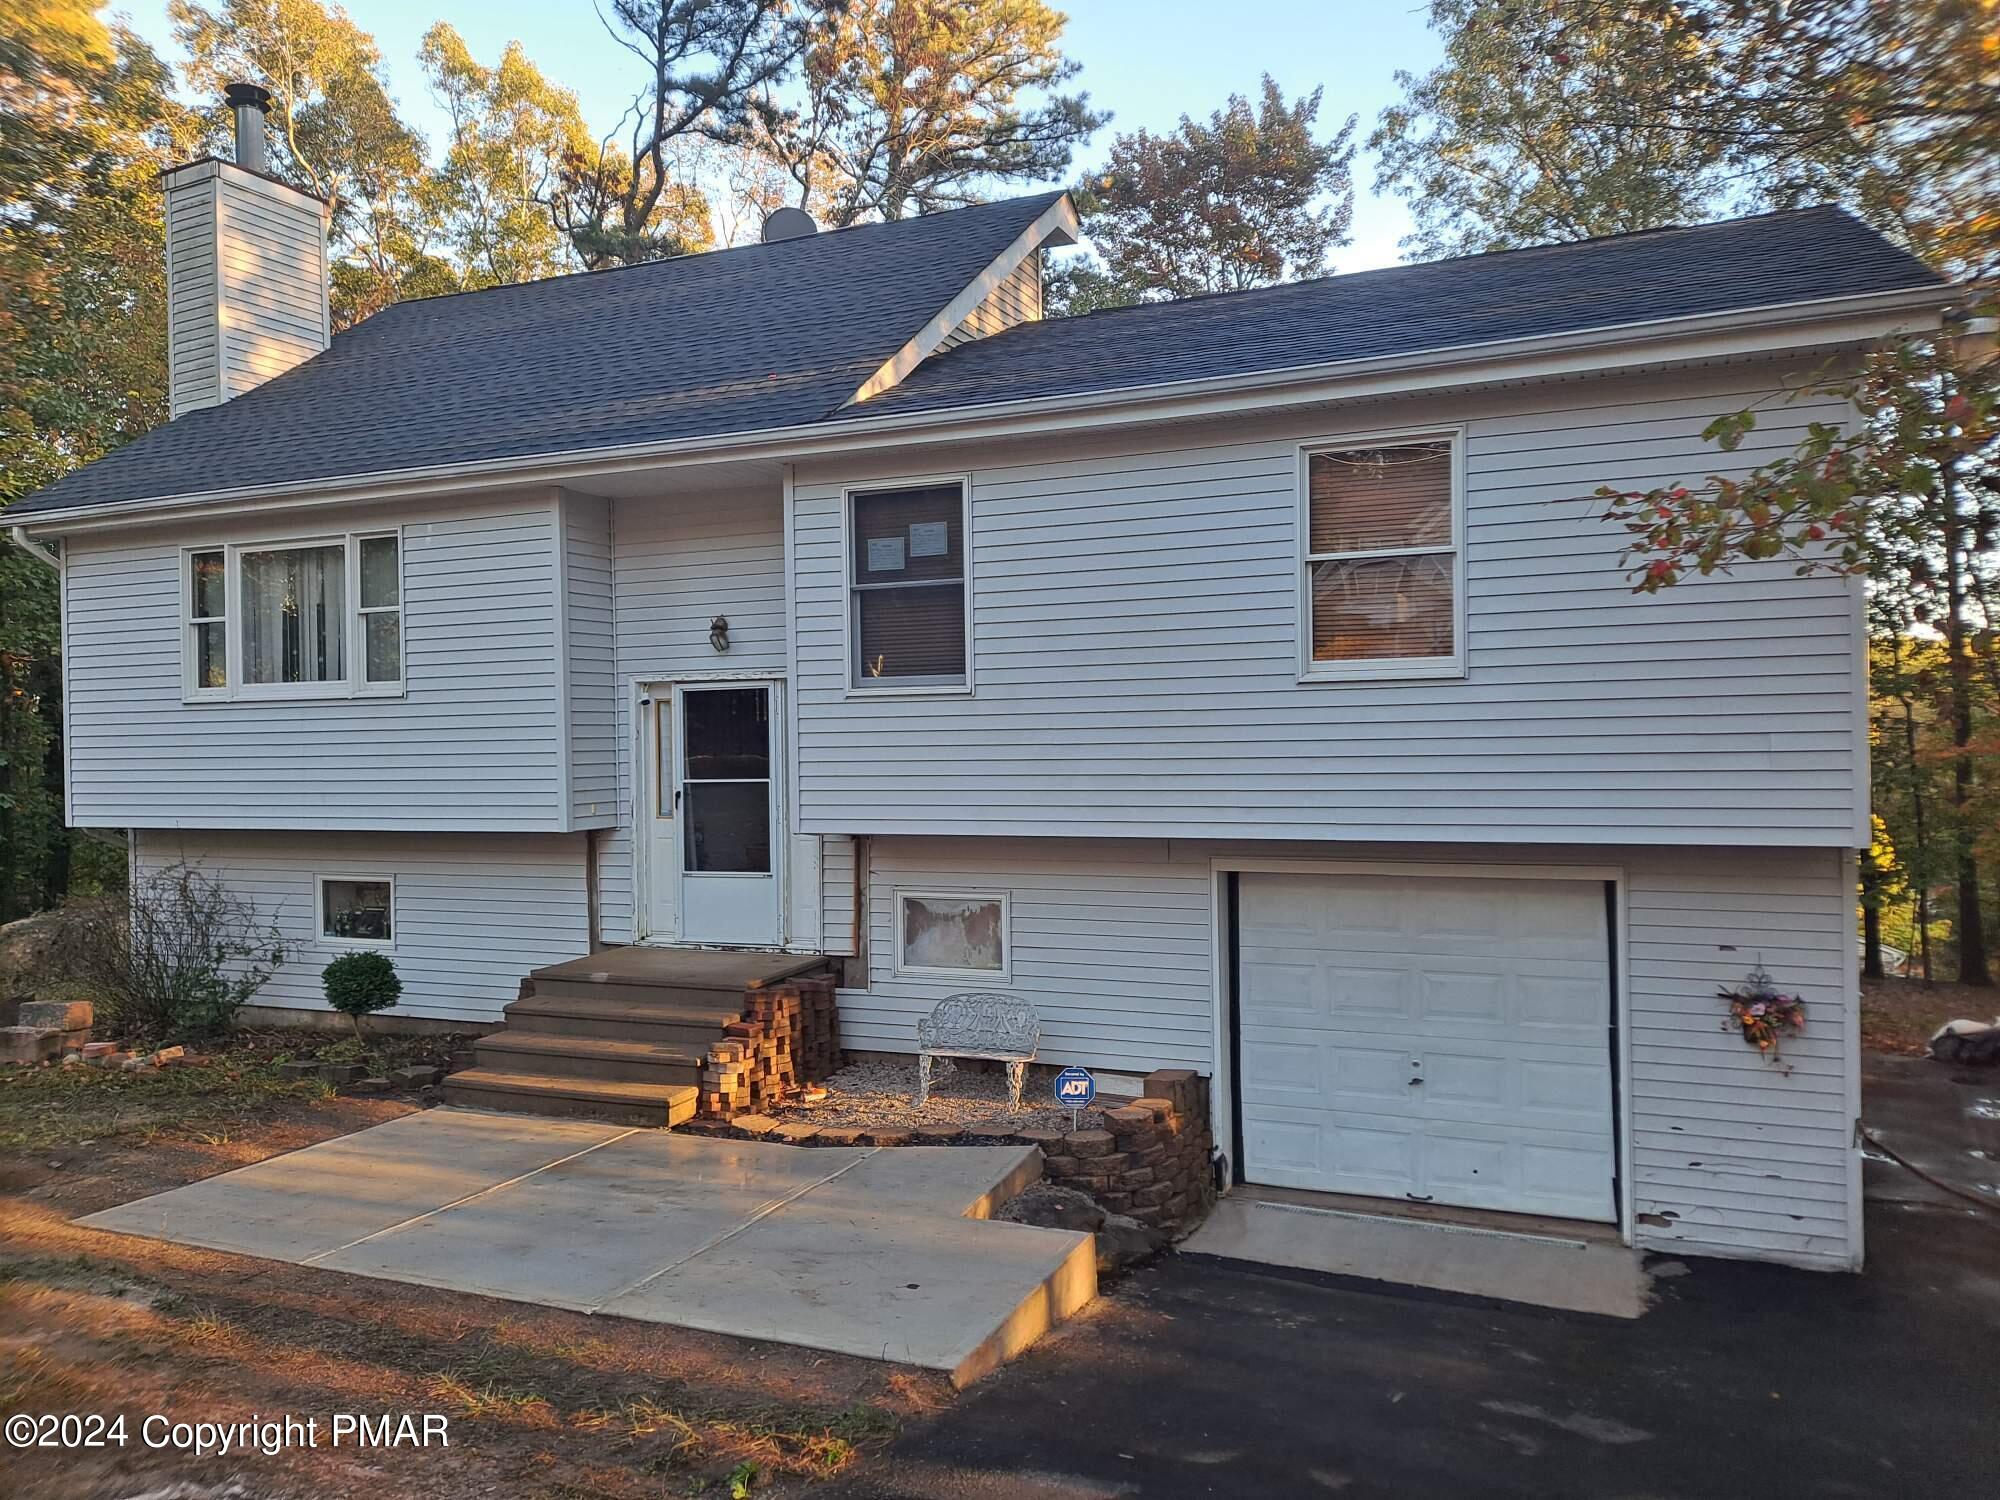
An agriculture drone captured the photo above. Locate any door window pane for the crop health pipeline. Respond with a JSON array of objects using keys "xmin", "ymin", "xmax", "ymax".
[
  {"xmin": 683, "ymin": 782, "xmax": 771, "ymax": 873},
  {"xmin": 682, "ymin": 688, "xmax": 770, "ymax": 780},
  {"xmin": 191, "ymin": 550, "xmax": 225, "ymax": 619},
  {"xmin": 359, "ymin": 534, "xmax": 399, "ymax": 609},
  {"xmin": 194, "ymin": 622, "xmax": 227, "ymax": 689},
  {"xmin": 241, "ymin": 544, "xmax": 346, "ymax": 684},
  {"xmin": 364, "ymin": 611, "xmax": 401, "ymax": 683}
]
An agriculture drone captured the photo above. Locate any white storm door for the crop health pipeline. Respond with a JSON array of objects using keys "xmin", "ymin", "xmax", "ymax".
[
  {"xmin": 641, "ymin": 689, "xmax": 677, "ymax": 941},
  {"xmin": 1237, "ymin": 871, "xmax": 1616, "ymax": 1222},
  {"xmin": 674, "ymin": 683, "xmax": 781, "ymax": 947}
]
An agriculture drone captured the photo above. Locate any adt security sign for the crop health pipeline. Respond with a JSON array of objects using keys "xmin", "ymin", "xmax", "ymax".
[{"xmin": 1054, "ymin": 1066, "xmax": 1096, "ymax": 1126}]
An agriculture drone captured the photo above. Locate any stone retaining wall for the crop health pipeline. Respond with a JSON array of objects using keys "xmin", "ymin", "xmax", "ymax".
[{"xmin": 686, "ymin": 1067, "xmax": 1220, "ymax": 1240}]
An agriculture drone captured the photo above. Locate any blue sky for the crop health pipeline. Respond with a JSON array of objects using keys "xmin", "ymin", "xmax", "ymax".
[{"xmin": 111, "ymin": 0, "xmax": 1441, "ymax": 270}]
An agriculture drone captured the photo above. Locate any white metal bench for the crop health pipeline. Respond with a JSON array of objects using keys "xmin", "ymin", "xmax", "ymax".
[{"xmin": 915, "ymin": 993, "xmax": 1041, "ymax": 1111}]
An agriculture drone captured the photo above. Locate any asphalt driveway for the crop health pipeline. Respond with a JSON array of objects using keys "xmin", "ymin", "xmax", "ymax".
[{"xmin": 828, "ymin": 1098, "xmax": 2000, "ymax": 1498}]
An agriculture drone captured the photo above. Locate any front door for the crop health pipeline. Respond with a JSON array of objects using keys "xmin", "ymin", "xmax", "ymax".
[{"xmin": 673, "ymin": 682, "xmax": 781, "ymax": 946}]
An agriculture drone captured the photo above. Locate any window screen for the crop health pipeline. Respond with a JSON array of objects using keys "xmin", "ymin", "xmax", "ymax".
[
  {"xmin": 851, "ymin": 484, "xmax": 966, "ymax": 686},
  {"xmin": 1305, "ymin": 440, "xmax": 1457, "ymax": 665}
]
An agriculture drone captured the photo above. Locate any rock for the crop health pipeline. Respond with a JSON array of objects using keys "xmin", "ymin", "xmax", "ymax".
[
  {"xmin": 1000, "ymin": 1183, "xmax": 1107, "ymax": 1234},
  {"xmin": 732, "ymin": 1114, "xmax": 783, "ymax": 1137},
  {"xmin": 81, "ymin": 1041, "xmax": 119, "ymax": 1059},
  {"xmin": 0, "ymin": 912, "xmax": 61, "ymax": 1003},
  {"xmin": 814, "ymin": 1125, "xmax": 864, "ymax": 1146},
  {"xmin": 912, "ymin": 1124, "xmax": 961, "ymax": 1145},
  {"xmin": 61, "ymin": 1052, "xmax": 82, "ymax": 1066},
  {"xmin": 319, "ymin": 1063, "xmax": 366, "ymax": 1084},
  {"xmin": 277, "ymin": 1060, "xmax": 322, "ymax": 1080},
  {"xmin": 389, "ymin": 1064, "xmax": 441, "ymax": 1088},
  {"xmin": 1, "ymin": 1026, "xmax": 62, "ymax": 1066},
  {"xmin": 861, "ymin": 1127, "xmax": 913, "ymax": 1147},
  {"xmin": 121, "ymin": 1054, "xmax": 153, "ymax": 1071},
  {"xmin": 18, "ymin": 999, "xmax": 93, "ymax": 1032},
  {"xmin": 349, "ymin": 1076, "xmax": 392, "ymax": 1094},
  {"xmin": 1095, "ymin": 1212, "xmax": 1165, "ymax": 1272},
  {"xmin": 771, "ymin": 1122, "xmax": 820, "ymax": 1144}
]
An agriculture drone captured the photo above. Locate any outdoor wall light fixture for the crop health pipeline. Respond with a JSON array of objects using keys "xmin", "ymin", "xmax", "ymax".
[{"xmin": 709, "ymin": 615, "xmax": 731, "ymax": 653}]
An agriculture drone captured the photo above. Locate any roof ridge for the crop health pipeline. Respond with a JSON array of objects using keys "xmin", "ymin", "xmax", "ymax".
[{"xmin": 362, "ymin": 190, "xmax": 1069, "ymax": 324}]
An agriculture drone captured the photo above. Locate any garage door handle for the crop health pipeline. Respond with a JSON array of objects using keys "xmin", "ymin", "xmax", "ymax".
[
  {"xmin": 1406, "ymin": 1194, "xmax": 1433, "ymax": 1203},
  {"xmin": 1407, "ymin": 1077, "xmax": 1423, "ymax": 1086}
]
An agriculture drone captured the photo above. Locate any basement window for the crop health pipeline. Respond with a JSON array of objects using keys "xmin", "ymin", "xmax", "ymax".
[
  {"xmin": 1299, "ymin": 433, "xmax": 1465, "ymax": 681},
  {"xmin": 320, "ymin": 876, "xmax": 394, "ymax": 947},
  {"xmin": 896, "ymin": 891, "xmax": 1008, "ymax": 980},
  {"xmin": 849, "ymin": 482, "xmax": 969, "ymax": 691},
  {"xmin": 182, "ymin": 530, "xmax": 403, "ymax": 700}
]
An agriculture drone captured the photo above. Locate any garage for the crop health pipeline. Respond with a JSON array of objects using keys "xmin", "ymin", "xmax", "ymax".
[{"xmin": 1234, "ymin": 870, "xmax": 1617, "ymax": 1223}]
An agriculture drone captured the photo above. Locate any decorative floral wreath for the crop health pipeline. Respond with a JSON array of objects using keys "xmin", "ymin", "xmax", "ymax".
[{"xmin": 1719, "ymin": 963, "xmax": 1806, "ymax": 1065}]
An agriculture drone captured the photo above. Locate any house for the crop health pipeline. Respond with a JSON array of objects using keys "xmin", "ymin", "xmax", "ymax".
[{"xmin": 7, "ymin": 94, "xmax": 1954, "ymax": 1273}]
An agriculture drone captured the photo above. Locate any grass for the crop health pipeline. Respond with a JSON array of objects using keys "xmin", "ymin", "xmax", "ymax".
[{"xmin": 0, "ymin": 1052, "xmax": 331, "ymax": 1151}]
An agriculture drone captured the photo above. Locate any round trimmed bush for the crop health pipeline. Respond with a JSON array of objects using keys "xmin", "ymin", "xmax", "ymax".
[{"xmin": 322, "ymin": 951, "xmax": 402, "ymax": 1037}]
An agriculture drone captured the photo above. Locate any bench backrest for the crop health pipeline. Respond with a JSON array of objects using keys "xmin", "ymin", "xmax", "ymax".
[{"xmin": 916, "ymin": 992, "xmax": 1040, "ymax": 1059}]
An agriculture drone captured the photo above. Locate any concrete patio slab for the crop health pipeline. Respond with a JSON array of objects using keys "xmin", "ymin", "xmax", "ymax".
[
  {"xmin": 76, "ymin": 1108, "xmax": 1092, "ymax": 1384},
  {"xmin": 78, "ymin": 1109, "xmax": 632, "ymax": 1262},
  {"xmin": 1184, "ymin": 1191, "xmax": 1652, "ymax": 1318}
]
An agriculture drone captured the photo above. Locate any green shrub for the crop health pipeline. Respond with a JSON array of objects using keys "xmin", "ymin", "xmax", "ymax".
[{"xmin": 322, "ymin": 951, "xmax": 402, "ymax": 1037}]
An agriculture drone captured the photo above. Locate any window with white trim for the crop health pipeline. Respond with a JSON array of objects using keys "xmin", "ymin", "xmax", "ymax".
[
  {"xmin": 850, "ymin": 483, "xmax": 967, "ymax": 689},
  {"xmin": 1302, "ymin": 436, "xmax": 1462, "ymax": 675},
  {"xmin": 184, "ymin": 531, "xmax": 402, "ymax": 699},
  {"xmin": 896, "ymin": 891, "xmax": 1008, "ymax": 979},
  {"xmin": 320, "ymin": 876, "xmax": 394, "ymax": 946}
]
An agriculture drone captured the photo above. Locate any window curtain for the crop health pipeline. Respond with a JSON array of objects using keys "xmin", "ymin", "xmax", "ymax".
[{"xmin": 242, "ymin": 545, "xmax": 345, "ymax": 684}]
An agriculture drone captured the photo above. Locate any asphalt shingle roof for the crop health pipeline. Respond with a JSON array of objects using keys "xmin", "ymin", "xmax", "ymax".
[
  {"xmin": 12, "ymin": 192, "xmax": 1066, "ymax": 515},
  {"xmin": 843, "ymin": 207, "xmax": 1945, "ymax": 421},
  {"xmin": 11, "ymin": 202, "xmax": 1945, "ymax": 518}
]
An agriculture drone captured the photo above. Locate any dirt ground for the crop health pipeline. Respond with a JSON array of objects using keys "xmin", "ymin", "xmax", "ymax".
[
  {"xmin": 0, "ymin": 1092, "xmax": 944, "ymax": 1500},
  {"xmin": 1861, "ymin": 974, "xmax": 2000, "ymax": 1054}
]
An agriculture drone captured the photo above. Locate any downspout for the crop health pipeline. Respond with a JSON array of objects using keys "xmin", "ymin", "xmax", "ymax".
[{"xmin": 10, "ymin": 525, "xmax": 60, "ymax": 570}]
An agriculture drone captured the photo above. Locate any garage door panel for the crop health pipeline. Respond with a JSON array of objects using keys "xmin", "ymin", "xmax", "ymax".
[{"xmin": 1238, "ymin": 871, "xmax": 1616, "ymax": 1223}]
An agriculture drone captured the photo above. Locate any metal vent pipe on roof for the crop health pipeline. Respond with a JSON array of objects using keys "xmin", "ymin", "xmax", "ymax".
[{"xmin": 224, "ymin": 82, "xmax": 273, "ymax": 174}]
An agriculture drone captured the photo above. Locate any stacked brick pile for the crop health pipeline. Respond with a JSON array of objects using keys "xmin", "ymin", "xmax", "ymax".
[
  {"xmin": 698, "ymin": 974, "xmax": 840, "ymax": 1119},
  {"xmin": 1026, "ymin": 1069, "xmax": 1218, "ymax": 1238}
]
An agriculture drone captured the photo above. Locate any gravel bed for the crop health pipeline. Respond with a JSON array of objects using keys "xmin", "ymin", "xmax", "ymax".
[{"xmin": 772, "ymin": 1057, "xmax": 1104, "ymax": 1133}]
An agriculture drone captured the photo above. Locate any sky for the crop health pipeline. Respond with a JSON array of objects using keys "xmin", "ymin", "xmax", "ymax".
[{"xmin": 110, "ymin": 0, "xmax": 1442, "ymax": 271}]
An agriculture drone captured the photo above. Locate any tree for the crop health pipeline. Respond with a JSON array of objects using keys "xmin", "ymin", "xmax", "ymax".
[
  {"xmin": 1, "ymin": 0, "xmax": 180, "ymax": 918},
  {"xmin": 763, "ymin": 0, "xmax": 1106, "ymax": 228},
  {"xmin": 1370, "ymin": 0, "xmax": 1736, "ymax": 258},
  {"xmin": 169, "ymin": 0, "xmax": 449, "ymax": 325},
  {"xmin": 1602, "ymin": 330, "xmax": 2000, "ymax": 983},
  {"xmin": 1375, "ymin": 2, "xmax": 1998, "ymax": 272},
  {"xmin": 1060, "ymin": 77, "xmax": 1355, "ymax": 307},
  {"xmin": 420, "ymin": 23, "xmax": 591, "ymax": 287},
  {"xmin": 551, "ymin": 0, "xmax": 832, "ymax": 267}
]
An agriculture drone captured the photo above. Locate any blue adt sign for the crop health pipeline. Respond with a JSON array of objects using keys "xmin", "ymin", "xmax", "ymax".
[{"xmin": 1053, "ymin": 1067, "xmax": 1096, "ymax": 1109}]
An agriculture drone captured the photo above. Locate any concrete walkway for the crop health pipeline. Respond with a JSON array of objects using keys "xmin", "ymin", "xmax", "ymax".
[{"xmin": 77, "ymin": 1108, "xmax": 1095, "ymax": 1385}]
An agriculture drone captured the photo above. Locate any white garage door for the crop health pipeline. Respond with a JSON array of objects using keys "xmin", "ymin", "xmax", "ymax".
[{"xmin": 1237, "ymin": 871, "xmax": 1616, "ymax": 1222}]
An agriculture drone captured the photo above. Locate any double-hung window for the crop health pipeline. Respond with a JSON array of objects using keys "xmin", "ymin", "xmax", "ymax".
[
  {"xmin": 849, "ymin": 482, "xmax": 968, "ymax": 690},
  {"xmin": 1300, "ymin": 433, "xmax": 1463, "ymax": 679},
  {"xmin": 185, "ymin": 531, "xmax": 403, "ymax": 700}
]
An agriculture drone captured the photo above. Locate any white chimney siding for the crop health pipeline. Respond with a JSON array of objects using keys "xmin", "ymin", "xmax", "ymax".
[{"xmin": 162, "ymin": 158, "xmax": 330, "ymax": 419}]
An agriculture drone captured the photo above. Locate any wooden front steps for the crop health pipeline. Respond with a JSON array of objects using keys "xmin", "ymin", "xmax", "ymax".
[{"xmin": 443, "ymin": 947, "xmax": 827, "ymax": 1127}]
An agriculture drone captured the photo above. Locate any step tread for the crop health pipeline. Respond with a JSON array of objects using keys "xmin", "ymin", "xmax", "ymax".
[
  {"xmin": 509, "ymin": 994, "xmax": 742, "ymax": 1027},
  {"xmin": 476, "ymin": 1032, "xmax": 708, "ymax": 1067},
  {"xmin": 443, "ymin": 1068, "xmax": 696, "ymax": 1108}
]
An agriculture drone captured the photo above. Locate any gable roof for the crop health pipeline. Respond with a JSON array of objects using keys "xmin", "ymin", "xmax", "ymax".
[
  {"xmin": 10, "ymin": 191, "xmax": 1067, "ymax": 517},
  {"xmin": 840, "ymin": 207, "xmax": 1945, "ymax": 422},
  {"xmin": 9, "ymin": 202, "xmax": 1947, "ymax": 522}
]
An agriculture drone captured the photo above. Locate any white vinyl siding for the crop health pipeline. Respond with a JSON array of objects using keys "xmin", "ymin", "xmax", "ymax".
[
  {"xmin": 937, "ymin": 254, "xmax": 1041, "ymax": 351},
  {"xmin": 133, "ymin": 829, "xmax": 589, "ymax": 1025},
  {"xmin": 596, "ymin": 488, "xmax": 788, "ymax": 943},
  {"xmin": 841, "ymin": 834, "xmax": 1859, "ymax": 1270},
  {"xmin": 790, "ymin": 363, "xmax": 1865, "ymax": 847},
  {"xmin": 162, "ymin": 160, "xmax": 327, "ymax": 419},
  {"xmin": 65, "ymin": 493, "xmax": 567, "ymax": 830},
  {"xmin": 820, "ymin": 833, "xmax": 859, "ymax": 957},
  {"xmin": 561, "ymin": 492, "xmax": 617, "ymax": 827}
]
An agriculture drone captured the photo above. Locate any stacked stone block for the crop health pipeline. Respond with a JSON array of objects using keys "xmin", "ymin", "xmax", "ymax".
[
  {"xmin": 698, "ymin": 974, "xmax": 841, "ymax": 1120},
  {"xmin": 1027, "ymin": 1069, "xmax": 1217, "ymax": 1239}
]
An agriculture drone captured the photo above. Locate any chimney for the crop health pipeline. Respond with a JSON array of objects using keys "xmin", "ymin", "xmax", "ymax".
[{"xmin": 160, "ymin": 84, "xmax": 331, "ymax": 420}]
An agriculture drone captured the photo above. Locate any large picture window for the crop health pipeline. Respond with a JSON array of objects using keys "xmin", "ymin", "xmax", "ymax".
[
  {"xmin": 849, "ymin": 482, "xmax": 968, "ymax": 689},
  {"xmin": 184, "ymin": 531, "xmax": 402, "ymax": 699},
  {"xmin": 1301, "ymin": 435, "xmax": 1462, "ymax": 678}
]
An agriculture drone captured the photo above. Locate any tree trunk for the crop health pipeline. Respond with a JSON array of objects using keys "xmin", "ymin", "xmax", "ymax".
[{"xmin": 1863, "ymin": 902, "xmax": 1885, "ymax": 979}]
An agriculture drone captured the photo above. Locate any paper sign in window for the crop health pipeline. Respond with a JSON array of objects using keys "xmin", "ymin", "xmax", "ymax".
[
  {"xmin": 908, "ymin": 521, "xmax": 949, "ymax": 557},
  {"xmin": 867, "ymin": 536, "xmax": 906, "ymax": 572}
]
